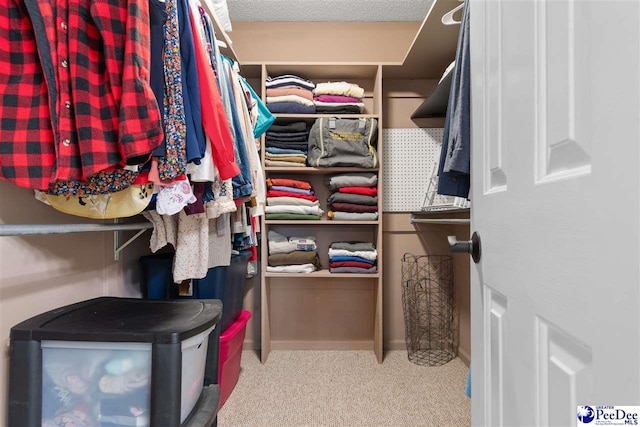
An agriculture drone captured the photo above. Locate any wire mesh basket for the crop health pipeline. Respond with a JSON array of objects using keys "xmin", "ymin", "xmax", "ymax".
[{"xmin": 401, "ymin": 254, "xmax": 457, "ymax": 366}]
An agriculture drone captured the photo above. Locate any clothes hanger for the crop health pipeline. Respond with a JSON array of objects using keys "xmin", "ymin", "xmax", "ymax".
[{"xmin": 441, "ymin": 0, "xmax": 464, "ymax": 26}]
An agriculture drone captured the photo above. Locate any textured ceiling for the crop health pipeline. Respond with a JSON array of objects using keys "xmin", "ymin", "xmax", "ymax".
[{"xmin": 227, "ymin": 0, "xmax": 435, "ymax": 22}]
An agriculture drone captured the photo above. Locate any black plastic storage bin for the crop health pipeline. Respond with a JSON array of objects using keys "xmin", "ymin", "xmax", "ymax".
[
  {"xmin": 140, "ymin": 251, "xmax": 251, "ymax": 332},
  {"xmin": 8, "ymin": 297, "xmax": 222, "ymax": 427}
]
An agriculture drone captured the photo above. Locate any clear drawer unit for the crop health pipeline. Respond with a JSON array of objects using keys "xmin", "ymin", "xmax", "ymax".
[{"xmin": 8, "ymin": 297, "xmax": 222, "ymax": 427}]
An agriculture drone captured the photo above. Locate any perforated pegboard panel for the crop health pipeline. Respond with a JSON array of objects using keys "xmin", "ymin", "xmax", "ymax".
[{"xmin": 382, "ymin": 128, "xmax": 451, "ymax": 212}]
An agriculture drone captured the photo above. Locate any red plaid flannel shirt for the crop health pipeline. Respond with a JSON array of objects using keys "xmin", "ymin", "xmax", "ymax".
[{"xmin": 0, "ymin": 0, "xmax": 163, "ymax": 191}]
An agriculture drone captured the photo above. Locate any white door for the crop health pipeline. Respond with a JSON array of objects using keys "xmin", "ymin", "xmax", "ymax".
[{"xmin": 469, "ymin": 0, "xmax": 640, "ymax": 426}]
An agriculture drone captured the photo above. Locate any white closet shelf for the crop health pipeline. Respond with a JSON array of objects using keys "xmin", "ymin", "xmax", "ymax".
[
  {"xmin": 0, "ymin": 222, "xmax": 152, "ymax": 236},
  {"xmin": 0, "ymin": 222, "xmax": 153, "ymax": 261},
  {"xmin": 265, "ymin": 270, "xmax": 379, "ymax": 279},
  {"xmin": 265, "ymin": 220, "xmax": 379, "ymax": 225}
]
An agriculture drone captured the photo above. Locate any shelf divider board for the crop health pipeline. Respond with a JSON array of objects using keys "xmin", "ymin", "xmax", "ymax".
[
  {"xmin": 374, "ymin": 65, "xmax": 384, "ymax": 363},
  {"xmin": 260, "ymin": 64, "xmax": 271, "ymax": 364}
]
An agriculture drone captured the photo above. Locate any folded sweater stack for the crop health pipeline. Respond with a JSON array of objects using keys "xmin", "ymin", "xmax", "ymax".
[
  {"xmin": 265, "ymin": 178, "xmax": 323, "ymax": 220},
  {"xmin": 266, "ymin": 75, "xmax": 316, "ymax": 114},
  {"xmin": 266, "ymin": 230, "xmax": 320, "ymax": 273},
  {"xmin": 265, "ymin": 121, "xmax": 309, "ymax": 167},
  {"xmin": 329, "ymin": 241, "xmax": 377, "ymax": 274},
  {"xmin": 313, "ymin": 82, "xmax": 366, "ymax": 114},
  {"xmin": 326, "ymin": 173, "xmax": 378, "ymax": 221}
]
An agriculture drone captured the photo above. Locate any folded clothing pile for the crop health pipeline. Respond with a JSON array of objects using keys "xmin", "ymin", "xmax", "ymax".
[
  {"xmin": 265, "ymin": 178, "xmax": 323, "ymax": 220},
  {"xmin": 326, "ymin": 173, "xmax": 378, "ymax": 221},
  {"xmin": 266, "ymin": 230, "xmax": 320, "ymax": 273},
  {"xmin": 329, "ymin": 241, "xmax": 377, "ymax": 274},
  {"xmin": 313, "ymin": 82, "xmax": 366, "ymax": 114},
  {"xmin": 266, "ymin": 74, "xmax": 316, "ymax": 114},
  {"xmin": 265, "ymin": 121, "xmax": 309, "ymax": 167}
]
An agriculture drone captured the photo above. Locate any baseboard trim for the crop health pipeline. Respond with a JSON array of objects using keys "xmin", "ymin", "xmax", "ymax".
[
  {"xmin": 271, "ymin": 340, "xmax": 374, "ymax": 351},
  {"xmin": 458, "ymin": 346, "xmax": 471, "ymax": 366},
  {"xmin": 243, "ymin": 339, "xmax": 258, "ymax": 350},
  {"xmin": 242, "ymin": 339, "xmax": 463, "ymax": 358},
  {"xmin": 242, "ymin": 340, "xmax": 407, "ymax": 351},
  {"xmin": 245, "ymin": 340, "xmax": 407, "ymax": 351},
  {"xmin": 385, "ymin": 340, "xmax": 407, "ymax": 350}
]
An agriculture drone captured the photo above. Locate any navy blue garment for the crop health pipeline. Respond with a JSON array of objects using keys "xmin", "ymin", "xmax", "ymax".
[
  {"xmin": 149, "ymin": 0, "xmax": 167, "ymax": 157},
  {"xmin": 267, "ymin": 102, "xmax": 316, "ymax": 114},
  {"xmin": 437, "ymin": 0, "xmax": 471, "ymax": 199},
  {"xmin": 178, "ymin": 0, "xmax": 206, "ymax": 164},
  {"xmin": 202, "ymin": 182, "xmax": 215, "ymax": 203},
  {"xmin": 264, "ymin": 141, "xmax": 309, "ymax": 151},
  {"xmin": 266, "ymin": 131, "xmax": 309, "ymax": 138},
  {"xmin": 444, "ymin": 0, "xmax": 471, "ymax": 175}
]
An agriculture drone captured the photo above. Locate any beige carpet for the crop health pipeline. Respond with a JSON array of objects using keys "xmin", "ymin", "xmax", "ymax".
[{"xmin": 217, "ymin": 350, "xmax": 471, "ymax": 427}]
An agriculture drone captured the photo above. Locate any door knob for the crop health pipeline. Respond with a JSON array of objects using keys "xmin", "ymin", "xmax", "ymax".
[{"xmin": 448, "ymin": 231, "xmax": 481, "ymax": 263}]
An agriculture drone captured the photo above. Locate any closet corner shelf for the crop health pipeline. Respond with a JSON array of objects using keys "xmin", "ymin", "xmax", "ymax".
[
  {"xmin": 265, "ymin": 220, "xmax": 379, "ymax": 225},
  {"xmin": 265, "ymin": 270, "xmax": 379, "ymax": 279},
  {"xmin": 381, "ymin": 0, "xmax": 461, "ymax": 79},
  {"xmin": 411, "ymin": 69, "xmax": 453, "ymax": 119},
  {"xmin": 264, "ymin": 166, "xmax": 379, "ymax": 174}
]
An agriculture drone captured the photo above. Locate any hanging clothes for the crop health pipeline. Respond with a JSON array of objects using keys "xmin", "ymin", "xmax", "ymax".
[
  {"xmin": 0, "ymin": 0, "xmax": 164, "ymax": 195},
  {"xmin": 157, "ymin": 0, "xmax": 187, "ymax": 181},
  {"xmin": 220, "ymin": 61, "xmax": 253, "ymax": 199},
  {"xmin": 187, "ymin": 0, "xmax": 239, "ymax": 181},
  {"xmin": 176, "ymin": 0, "xmax": 206, "ymax": 164},
  {"xmin": 148, "ymin": 0, "xmax": 168, "ymax": 155},
  {"xmin": 225, "ymin": 58, "xmax": 265, "ymax": 213},
  {"xmin": 437, "ymin": 0, "xmax": 471, "ymax": 199}
]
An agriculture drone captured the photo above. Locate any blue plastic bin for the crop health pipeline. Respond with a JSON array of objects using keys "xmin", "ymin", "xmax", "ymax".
[
  {"xmin": 140, "ymin": 251, "xmax": 251, "ymax": 332},
  {"xmin": 139, "ymin": 252, "xmax": 176, "ymax": 299},
  {"xmin": 197, "ymin": 251, "xmax": 251, "ymax": 332}
]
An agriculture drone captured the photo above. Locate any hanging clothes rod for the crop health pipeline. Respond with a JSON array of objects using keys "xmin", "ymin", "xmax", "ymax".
[{"xmin": 0, "ymin": 222, "xmax": 153, "ymax": 236}]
